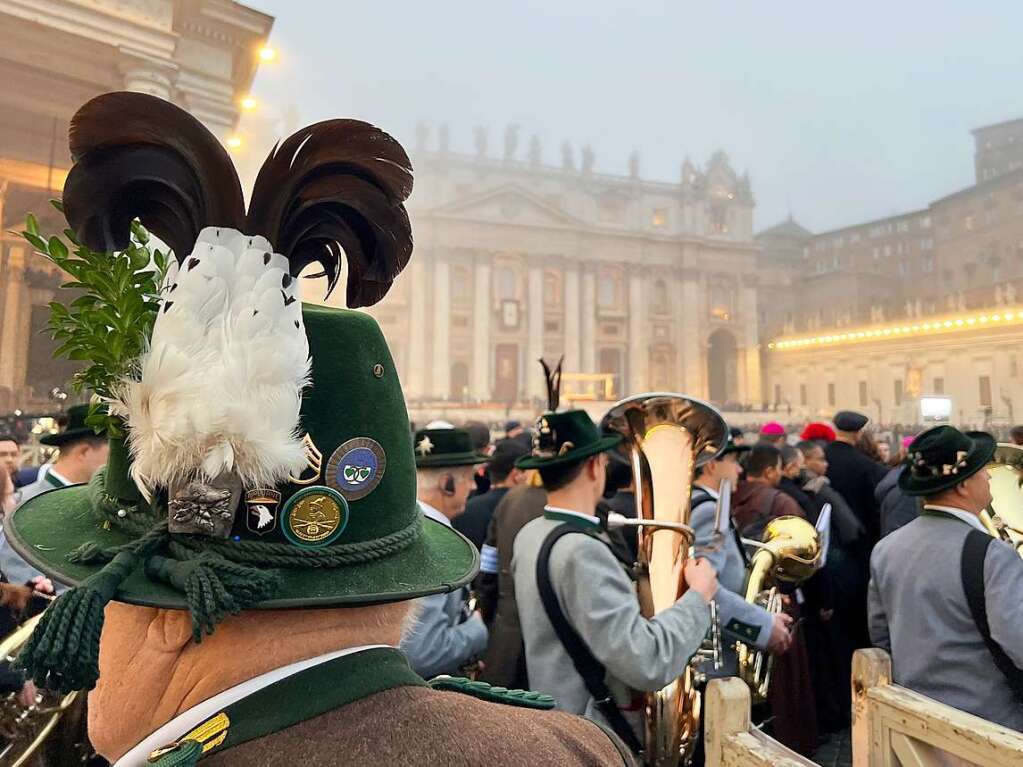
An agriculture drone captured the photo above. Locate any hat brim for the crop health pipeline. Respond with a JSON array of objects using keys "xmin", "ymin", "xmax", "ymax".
[
  {"xmin": 39, "ymin": 428, "xmax": 97, "ymax": 447},
  {"xmin": 720, "ymin": 444, "xmax": 751, "ymax": 457},
  {"xmin": 898, "ymin": 432, "xmax": 996, "ymax": 497},
  {"xmin": 516, "ymin": 434, "xmax": 623, "ymax": 470},
  {"xmin": 415, "ymin": 452, "xmax": 491, "ymax": 468},
  {"xmin": 5, "ymin": 484, "xmax": 478, "ymax": 609}
]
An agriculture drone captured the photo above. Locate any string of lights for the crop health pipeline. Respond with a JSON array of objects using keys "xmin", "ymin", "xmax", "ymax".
[{"xmin": 768, "ymin": 307, "xmax": 1023, "ymax": 351}]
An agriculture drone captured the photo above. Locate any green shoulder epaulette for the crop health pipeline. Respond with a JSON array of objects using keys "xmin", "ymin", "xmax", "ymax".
[{"xmin": 428, "ymin": 675, "xmax": 556, "ymax": 710}]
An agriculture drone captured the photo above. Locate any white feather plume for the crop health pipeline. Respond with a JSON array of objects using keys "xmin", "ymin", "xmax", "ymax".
[{"xmin": 113, "ymin": 226, "xmax": 310, "ymax": 498}]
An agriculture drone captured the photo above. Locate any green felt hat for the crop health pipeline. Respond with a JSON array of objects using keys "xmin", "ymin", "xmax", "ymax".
[
  {"xmin": 516, "ymin": 409, "xmax": 622, "ymax": 469},
  {"xmin": 39, "ymin": 403, "xmax": 106, "ymax": 447},
  {"xmin": 898, "ymin": 425, "xmax": 995, "ymax": 497},
  {"xmin": 413, "ymin": 428, "xmax": 491, "ymax": 468},
  {"xmin": 7, "ymin": 305, "xmax": 478, "ymax": 692}
]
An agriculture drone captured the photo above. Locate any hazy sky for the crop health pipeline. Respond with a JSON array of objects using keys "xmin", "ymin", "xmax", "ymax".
[{"xmin": 245, "ymin": 1, "xmax": 1023, "ymax": 234}]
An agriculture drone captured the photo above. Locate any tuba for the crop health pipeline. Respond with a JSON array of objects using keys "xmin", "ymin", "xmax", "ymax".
[
  {"xmin": 601, "ymin": 393, "xmax": 728, "ymax": 767},
  {"xmin": 0, "ymin": 608, "xmax": 81, "ymax": 767},
  {"xmin": 981, "ymin": 443, "xmax": 1023, "ymax": 558},
  {"xmin": 735, "ymin": 516, "xmax": 822, "ymax": 703}
]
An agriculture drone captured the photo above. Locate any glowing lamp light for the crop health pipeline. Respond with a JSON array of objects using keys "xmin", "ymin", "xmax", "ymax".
[
  {"xmin": 258, "ymin": 46, "xmax": 277, "ymax": 62},
  {"xmin": 226, "ymin": 135, "xmax": 242, "ymax": 150},
  {"xmin": 240, "ymin": 96, "xmax": 258, "ymax": 111}
]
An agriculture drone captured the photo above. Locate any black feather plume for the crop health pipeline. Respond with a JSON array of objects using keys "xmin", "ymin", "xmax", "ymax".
[
  {"xmin": 540, "ymin": 356, "xmax": 564, "ymax": 412},
  {"xmin": 63, "ymin": 92, "xmax": 245, "ymax": 260},
  {"xmin": 245, "ymin": 119, "xmax": 414, "ymax": 307}
]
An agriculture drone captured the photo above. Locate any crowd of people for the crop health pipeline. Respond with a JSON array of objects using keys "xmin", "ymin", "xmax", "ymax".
[{"xmin": 3, "ymin": 398, "xmax": 1023, "ymax": 763}]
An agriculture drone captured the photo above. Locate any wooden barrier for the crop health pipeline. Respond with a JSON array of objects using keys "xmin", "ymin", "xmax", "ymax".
[
  {"xmin": 852, "ymin": 648, "xmax": 1023, "ymax": 767},
  {"xmin": 704, "ymin": 677, "xmax": 819, "ymax": 766}
]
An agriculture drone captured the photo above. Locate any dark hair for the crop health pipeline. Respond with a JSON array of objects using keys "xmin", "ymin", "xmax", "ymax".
[
  {"xmin": 488, "ymin": 439, "xmax": 529, "ymax": 484},
  {"xmin": 746, "ymin": 444, "xmax": 782, "ymax": 477},
  {"xmin": 779, "ymin": 443, "xmax": 800, "ymax": 466},
  {"xmin": 538, "ymin": 457, "xmax": 589, "ymax": 492},
  {"xmin": 0, "ymin": 434, "xmax": 19, "ymax": 446},
  {"xmin": 1011, "ymin": 425, "xmax": 1023, "ymax": 443},
  {"xmin": 796, "ymin": 440, "xmax": 824, "ymax": 457},
  {"xmin": 463, "ymin": 421, "xmax": 491, "ymax": 451}
]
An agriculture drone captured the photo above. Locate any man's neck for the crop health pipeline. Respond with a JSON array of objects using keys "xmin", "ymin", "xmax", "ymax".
[
  {"xmin": 694, "ymin": 477, "xmax": 718, "ymax": 492},
  {"xmin": 418, "ymin": 492, "xmax": 454, "ymax": 520},
  {"xmin": 745, "ymin": 476, "xmax": 774, "ymax": 488},
  {"xmin": 545, "ymin": 485, "xmax": 594, "ymax": 515},
  {"xmin": 924, "ymin": 498, "xmax": 980, "ymax": 516},
  {"xmin": 833, "ymin": 432, "xmax": 857, "ymax": 445},
  {"xmin": 50, "ymin": 458, "xmax": 88, "ymax": 484}
]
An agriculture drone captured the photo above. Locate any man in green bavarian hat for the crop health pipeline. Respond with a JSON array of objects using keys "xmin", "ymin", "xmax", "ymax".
[
  {"xmin": 400, "ymin": 427, "xmax": 490, "ymax": 677},
  {"xmin": 6, "ymin": 92, "xmax": 635, "ymax": 765},
  {"xmin": 16, "ymin": 404, "xmax": 109, "ymax": 505},
  {"xmin": 869, "ymin": 425, "xmax": 1023, "ymax": 731},
  {"xmin": 511, "ymin": 360, "xmax": 719, "ymax": 754},
  {"xmin": 1, "ymin": 403, "xmax": 107, "ymax": 592}
]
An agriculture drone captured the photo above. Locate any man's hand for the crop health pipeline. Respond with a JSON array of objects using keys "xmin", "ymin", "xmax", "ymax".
[
  {"xmin": 18, "ymin": 680, "xmax": 38, "ymax": 708},
  {"xmin": 684, "ymin": 557, "xmax": 718, "ymax": 602},
  {"xmin": 28, "ymin": 576, "xmax": 53, "ymax": 595},
  {"xmin": 767, "ymin": 612, "xmax": 794, "ymax": 655}
]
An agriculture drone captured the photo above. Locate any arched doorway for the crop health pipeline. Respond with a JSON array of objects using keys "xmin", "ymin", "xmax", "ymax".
[{"xmin": 707, "ymin": 329, "xmax": 738, "ymax": 405}]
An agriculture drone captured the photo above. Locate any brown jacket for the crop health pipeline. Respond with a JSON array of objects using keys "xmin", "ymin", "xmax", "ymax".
[
  {"xmin": 732, "ymin": 479, "xmax": 804, "ymax": 542},
  {"xmin": 478, "ymin": 485, "xmax": 546, "ymax": 688},
  {"xmin": 204, "ymin": 684, "xmax": 634, "ymax": 765}
]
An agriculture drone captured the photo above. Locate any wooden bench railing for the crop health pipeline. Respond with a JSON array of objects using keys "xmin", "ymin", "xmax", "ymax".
[
  {"xmin": 704, "ymin": 677, "xmax": 820, "ymax": 766},
  {"xmin": 852, "ymin": 648, "xmax": 1023, "ymax": 767}
]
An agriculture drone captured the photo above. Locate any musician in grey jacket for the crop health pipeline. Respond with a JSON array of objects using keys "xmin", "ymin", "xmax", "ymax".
[
  {"xmin": 690, "ymin": 441, "xmax": 792, "ymax": 676},
  {"xmin": 400, "ymin": 428, "xmax": 490, "ymax": 677},
  {"xmin": 868, "ymin": 425, "xmax": 1023, "ymax": 731},
  {"xmin": 512, "ymin": 407, "xmax": 717, "ymax": 744}
]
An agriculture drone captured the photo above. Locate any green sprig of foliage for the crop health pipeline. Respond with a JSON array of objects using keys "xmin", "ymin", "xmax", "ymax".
[{"xmin": 15, "ymin": 201, "xmax": 170, "ymax": 436}]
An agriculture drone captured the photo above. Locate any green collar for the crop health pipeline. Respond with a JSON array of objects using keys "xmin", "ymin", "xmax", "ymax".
[
  {"xmin": 147, "ymin": 647, "xmax": 425, "ymax": 765},
  {"xmin": 43, "ymin": 469, "xmax": 69, "ymax": 489},
  {"xmin": 543, "ymin": 505, "xmax": 602, "ymax": 532}
]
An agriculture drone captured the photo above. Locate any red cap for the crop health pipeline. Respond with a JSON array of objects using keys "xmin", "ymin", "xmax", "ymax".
[
  {"xmin": 800, "ymin": 422, "xmax": 836, "ymax": 442},
  {"xmin": 760, "ymin": 421, "xmax": 786, "ymax": 436}
]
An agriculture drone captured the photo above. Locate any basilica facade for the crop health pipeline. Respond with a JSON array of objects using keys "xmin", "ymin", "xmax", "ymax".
[{"xmin": 313, "ymin": 128, "xmax": 762, "ymax": 409}]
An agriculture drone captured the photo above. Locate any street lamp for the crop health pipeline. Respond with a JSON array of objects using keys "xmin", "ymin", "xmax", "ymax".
[
  {"xmin": 240, "ymin": 96, "xmax": 258, "ymax": 111},
  {"xmin": 258, "ymin": 46, "xmax": 277, "ymax": 63},
  {"xmin": 226, "ymin": 136, "xmax": 242, "ymax": 150}
]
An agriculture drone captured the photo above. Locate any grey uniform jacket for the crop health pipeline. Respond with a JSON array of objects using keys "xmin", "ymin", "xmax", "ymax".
[
  {"xmin": 868, "ymin": 511, "xmax": 1023, "ymax": 732},
  {"xmin": 512, "ymin": 514, "xmax": 711, "ymax": 734},
  {"xmin": 400, "ymin": 503, "xmax": 488, "ymax": 678},
  {"xmin": 691, "ymin": 489, "xmax": 773, "ymax": 677}
]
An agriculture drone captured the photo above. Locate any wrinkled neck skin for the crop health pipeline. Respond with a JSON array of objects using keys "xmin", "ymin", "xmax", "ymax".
[{"xmin": 89, "ymin": 601, "xmax": 410, "ymax": 761}]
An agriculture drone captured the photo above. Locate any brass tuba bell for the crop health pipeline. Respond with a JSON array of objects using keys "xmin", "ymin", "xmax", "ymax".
[
  {"xmin": 601, "ymin": 392, "xmax": 728, "ymax": 767},
  {"xmin": 981, "ymin": 443, "xmax": 1023, "ymax": 558},
  {"xmin": 735, "ymin": 515, "xmax": 822, "ymax": 703}
]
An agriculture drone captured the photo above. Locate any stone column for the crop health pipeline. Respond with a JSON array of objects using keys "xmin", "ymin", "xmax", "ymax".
[
  {"xmin": 471, "ymin": 257, "xmax": 491, "ymax": 399},
  {"xmin": 527, "ymin": 260, "xmax": 544, "ymax": 398},
  {"xmin": 432, "ymin": 256, "xmax": 451, "ymax": 397},
  {"xmin": 680, "ymin": 276, "xmax": 703, "ymax": 395},
  {"xmin": 581, "ymin": 264, "xmax": 596, "ymax": 373},
  {"xmin": 740, "ymin": 278, "xmax": 762, "ymax": 406},
  {"xmin": 407, "ymin": 258, "xmax": 428, "ymax": 399},
  {"xmin": 119, "ymin": 51, "xmax": 176, "ymax": 100},
  {"xmin": 628, "ymin": 272, "xmax": 647, "ymax": 393},
  {"xmin": 564, "ymin": 261, "xmax": 581, "ymax": 372},
  {"xmin": 0, "ymin": 247, "xmax": 30, "ymax": 398}
]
